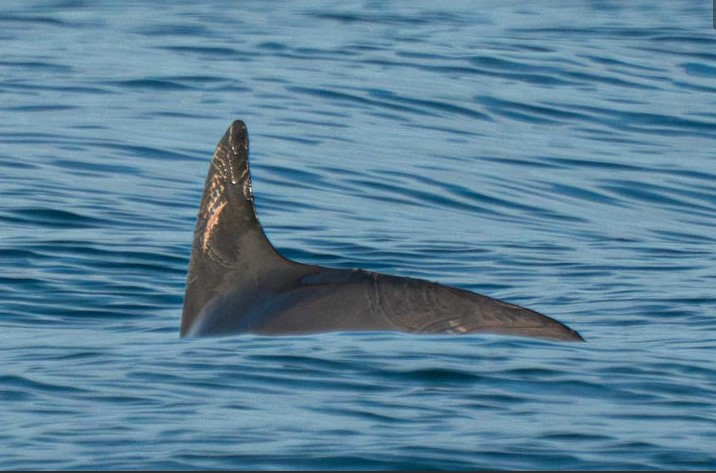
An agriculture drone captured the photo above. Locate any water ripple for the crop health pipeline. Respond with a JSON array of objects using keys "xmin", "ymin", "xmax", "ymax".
[{"xmin": 1, "ymin": 0, "xmax": 715, "ymax": 470}]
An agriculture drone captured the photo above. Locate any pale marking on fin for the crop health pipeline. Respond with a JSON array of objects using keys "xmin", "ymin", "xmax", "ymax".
[{"xmin": 203, "ymin": 200, "xmax": 227, "ymax": 252}]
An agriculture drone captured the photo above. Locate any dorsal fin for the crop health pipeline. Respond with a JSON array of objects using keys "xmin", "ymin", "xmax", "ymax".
[
  {"xmin": 181, "ymin": 120, "xmax": 582, "ymax": 341},
  {"xmin": 181, "ymin": 120, "xmax": 292, "ymax": 335}
]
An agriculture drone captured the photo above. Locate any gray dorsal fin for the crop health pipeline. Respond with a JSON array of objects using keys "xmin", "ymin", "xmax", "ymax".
[
  {"xmin": 181, "ymin": 120, "xmax": 582, "ymax": 341},
  {"xmin": 181, "ymin": 120, "xmax": 294, "ymax": 335}
]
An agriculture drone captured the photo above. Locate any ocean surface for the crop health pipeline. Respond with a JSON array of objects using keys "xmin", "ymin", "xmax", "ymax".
[{"xmin": 2, "ymin": 0, "xmax": 716, "ymax": 470}]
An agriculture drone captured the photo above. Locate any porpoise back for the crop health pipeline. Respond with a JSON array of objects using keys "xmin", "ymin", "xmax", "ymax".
[{"xmin": 181, "ymin": 120, "xmax": 583, "ymax": 341}]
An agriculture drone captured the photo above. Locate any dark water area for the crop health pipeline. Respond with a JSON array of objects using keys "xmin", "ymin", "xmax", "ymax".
[{"xmin": 2, "ymin": 0, "xmax": 716, "ymax": 469}]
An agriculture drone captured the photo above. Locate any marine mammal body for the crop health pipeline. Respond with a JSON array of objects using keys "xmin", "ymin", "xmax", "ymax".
[{"xmin": 181, "ymin": 120, "xmax": 583, "ymax": 341}]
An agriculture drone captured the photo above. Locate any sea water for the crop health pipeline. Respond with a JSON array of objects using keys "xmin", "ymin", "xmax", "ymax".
[{"xmin": 1, "ymin": 0, "xmax": 715, "ymax": 469}]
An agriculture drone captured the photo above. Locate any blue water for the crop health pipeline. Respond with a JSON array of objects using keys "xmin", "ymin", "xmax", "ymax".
[{"xmin": 2, "ymin": 0, "xmax": 716, "ymax": 469}]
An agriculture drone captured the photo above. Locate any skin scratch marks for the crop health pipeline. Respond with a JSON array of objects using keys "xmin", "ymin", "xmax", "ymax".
[
  {"xmin": 203, "ymin": 200, "xmax": 227, "ymax": 252},
  {"xmin": 200, "ymin": 144, "xmax": 230, "ymax": 253},
  {"xmin": 197, "ymin": 126, "xmax": 250, "ymax": 257}
]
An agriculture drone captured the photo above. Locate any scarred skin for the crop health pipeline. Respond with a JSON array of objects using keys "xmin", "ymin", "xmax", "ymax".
[{"xmin": 181, "ymin": 120, "xmax": 583, "ymax": 342}]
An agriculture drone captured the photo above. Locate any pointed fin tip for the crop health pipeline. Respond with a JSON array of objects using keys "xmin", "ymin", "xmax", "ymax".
[{"xmin": 228, "ymin": 120, "xmax": 248, "ymax": 154}]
